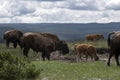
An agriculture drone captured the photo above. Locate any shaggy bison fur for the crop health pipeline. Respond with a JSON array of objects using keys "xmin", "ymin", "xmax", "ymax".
[
  {"xmin": 74, "ymin": 44, "xmax": 99, "ymax": 61},
  {"xmin": 21, "ymin": 32, "xmax": 69, "ymax": 60},
  {"xmin": 107, "ymin": 31, "xmax": 120, "ymax": 66},
  {"xmin": 3, "ymin": 29, "xmax": 23, "ymax": 48}
]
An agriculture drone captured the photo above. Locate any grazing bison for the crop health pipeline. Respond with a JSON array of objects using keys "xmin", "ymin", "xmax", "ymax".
[
  {"xmin": 107, "ymin": 31, "xmax": 120, "ymax": 66},
  {"xmin": 85, "ymin": 34, "xmax": 104, "ymax": 41},
  {"xmin": 3, "ymin": 29, "xmax": 23, "ymax": 48},
  {"xmin": 74, "ymin": 44, "xmax": 99, "ymax": 61},
  {"xmin": 20, "ymin": 32, "xmax": 60, "ymax": 50},
  {"xmin": 21, "ymin": 32, "xmax": 69, "ymax": 60}
]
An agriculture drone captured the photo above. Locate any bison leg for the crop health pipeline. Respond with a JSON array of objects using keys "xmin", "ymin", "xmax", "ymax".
[
  {"xmin": 90, "ymin": 55, "xmax": 94, "ymax": 61},
  {"xmin": 77, "ymin": 53, "xmax": 82, "ymax": 62},
  {"xmin": 42, "ymin": 53, "xmax": 46, "ymax": 61},
  {"xmin": 107, "ymin": 51, "xmax": 114, "ymax": 66},
  {"xmin": 85, "ymin": 53, "xmax": 89, "ymax": 61},
  {"xmin": 46, "ymin": 53, "xmax": 50, "ymax": 60},
  {"xmin": 13, "ymin": 42, "xmax": 17, "ymax": 48},
  {"xmin": 6, "ymin": 40, "xmax": 10, "ymax": 48},
  {"xmin": 18, "ymin": 42, "xmax": 23, "ymax": 50},
  {"xmin": 23, "ymin": 48, "xmax": 29, "ymax": 57},
  {"xmin": 85, "ymin": 51, "xmax": 89, "ymax": 61},
  {"xmin": 46, "ymin": 49, "xmax": 51, "ymax": 60},
  {"xmin": 42, "ymin": 51, "xmax": 50, "ymax": 61},
  {"xmin": 115, "ymin": 53, "xmax": 120, "ymax": 66},
  {"xmin": 76, "ymin": 54, "xmax": 79, "ymax": 62}
]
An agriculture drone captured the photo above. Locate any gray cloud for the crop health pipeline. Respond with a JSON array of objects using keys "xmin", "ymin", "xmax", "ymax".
[
  {"xmin": 69, "ymin": 1, "xmax": 100, "ymax": 10},
  {"xmin": 27, "ymin": 0, "xmax": 65, "ymax": 2},
  {"xmin": 1, "ymin": 0, "xmax": 120, "ymax": 23},
  {"xmin": 104, "ymin": 0, "xmax": 120, "ymax": 10},
  {"xmin": 55, "ymin": 0, "xmax": 105, "ymax": 11},
  {"xmin": 102, "ymin": 13, "xmax": 110, "ymax": 18},
  {"xmin": 106, "ymin": 4, "xmax": 120, "ymax": 10},
  {"xmin": 10, "ymin": 1, "xmax": 35, "ymax": 16},
  {"xmin": 17, "ymin": 6, "xmax": 35, "ymax": 15}
]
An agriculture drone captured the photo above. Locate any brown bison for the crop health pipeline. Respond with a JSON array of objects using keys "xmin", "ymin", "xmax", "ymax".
[
  {"xmin": 3, "ymin": 29, "xmax": 23, "ymax": 48},
  {"xmin": 21, "ymin": 32, "xmax": 69, "ymax": 60},
  {"xmin": 85, "ymin": 34, "xmax": 104, "ymax": 41},
  {"xmin": 107, "ymin": 31, "xmax": 120, "ymax": 66},
  {"xmin": 74, "ymin": 44, "xmax": 99, "ymax": 61}
]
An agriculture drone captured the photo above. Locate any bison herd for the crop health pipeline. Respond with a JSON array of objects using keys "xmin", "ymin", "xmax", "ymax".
[
  {"xmin": 3, "ymin": 30, "xmax": 69, "ymax": 61},
  {"xmin": 3, "ymin": 29, "xmax": 120, "ymax": 66}
]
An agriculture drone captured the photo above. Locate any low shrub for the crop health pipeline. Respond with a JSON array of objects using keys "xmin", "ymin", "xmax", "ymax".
[
  {"xmin": 0, "ymin": 52, "xmax": 41, "ymax": 80},
  {"xmin": 25, "ymin": 64, "xmax": 41, "ymax": 79}
]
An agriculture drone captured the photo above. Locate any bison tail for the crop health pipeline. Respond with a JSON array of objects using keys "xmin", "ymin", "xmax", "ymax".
[{"xmin": 107, "ymin": 32, "xmax": 115, "ymax": 46}]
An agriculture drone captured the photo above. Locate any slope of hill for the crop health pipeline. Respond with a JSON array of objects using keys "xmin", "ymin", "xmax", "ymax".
[{"xmin": 0, "ymin": 22, "xmax": 120, "ymax": 42}]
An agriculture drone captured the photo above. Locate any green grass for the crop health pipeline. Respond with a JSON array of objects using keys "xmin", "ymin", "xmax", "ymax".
[
  {"xmin": 0, "ymin": 43, "xmax": 41, "ymax": 60},
  {"xmin": 33, "ymin": 61, "xmax": 120, "ymax": 80},
  {"xmin": 0, "ymin": 41, "xmax": 119, "ymax": 80}
]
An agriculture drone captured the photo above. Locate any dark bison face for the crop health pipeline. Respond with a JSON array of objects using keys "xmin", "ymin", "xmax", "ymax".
[
  {"xmin": 95, "ymin": 56, "xmax": 99, "ymax": 61},
  {"xmin": 58, "ymin": 40, "xmax": 69, "ymax": 55}
]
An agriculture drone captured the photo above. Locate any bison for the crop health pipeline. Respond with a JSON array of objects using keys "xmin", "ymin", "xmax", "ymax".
[
  {"xmin": 85, "ymin": 34, "xmax": 104, "ymax": 41},
  {"xmin": 74, "ymin": 43, "xmax": 99, "ymax": 62},
  {"xmin": 3, "ymin": 29, "xmax": 23, "ymax": 48},
  {"xmin": 107, "ymin": 31, "xmax": 120, "ymax": 66},
  {"xmin": 21, "ymin": 32, "xmax": 69, "ymax": 60}
]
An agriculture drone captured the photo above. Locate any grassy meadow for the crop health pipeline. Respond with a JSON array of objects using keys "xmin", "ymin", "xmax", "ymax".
[
  {"xmin": 33, "ymin": 61, "xmax": 120, "ymax": 80},
  {"xmin": 1, "ymin": 40, "xmax": 120, "ymax": 80}
]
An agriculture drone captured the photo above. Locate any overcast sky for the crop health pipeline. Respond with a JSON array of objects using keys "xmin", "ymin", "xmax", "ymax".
[{"xmin": 0, "ymin": 0, "xmax": 120, "ymax": 23}]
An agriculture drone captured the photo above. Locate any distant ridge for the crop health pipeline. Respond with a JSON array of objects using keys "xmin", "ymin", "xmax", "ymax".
[{"xmin": 0, "ymin": 22, "xmax": 120, "ymax": 42}]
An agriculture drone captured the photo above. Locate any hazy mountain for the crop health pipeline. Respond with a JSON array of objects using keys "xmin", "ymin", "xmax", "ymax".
[{"xmin": 0, "ymin": 22, "xmax": 120, "ymax": 42}]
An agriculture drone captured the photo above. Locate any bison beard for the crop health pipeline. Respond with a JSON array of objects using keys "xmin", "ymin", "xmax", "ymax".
[{"xmin": 21, "ymin": 32, "xmax": 69, "ymax": 60}]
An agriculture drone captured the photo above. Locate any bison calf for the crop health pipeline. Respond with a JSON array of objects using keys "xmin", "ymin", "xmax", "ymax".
[
  {"xmin": 85, "ymin": 34, "xmax": 104, "ymax": 41},
  {"xmin": 75, "ymin": 44, "xmax": 99, "ymax": 62}
]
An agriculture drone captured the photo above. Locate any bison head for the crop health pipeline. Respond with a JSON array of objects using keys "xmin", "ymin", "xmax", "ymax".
[
  {"xmin": 57, "ymin": 40, "xmax": 69, "ymax": 55},
  {"xmin": 95, "ymin": 56, "xmax": 99, "ymax": 61},
  {"xmin": 98, "ymin": 34, "xmax": 104, "ymax": 39}
]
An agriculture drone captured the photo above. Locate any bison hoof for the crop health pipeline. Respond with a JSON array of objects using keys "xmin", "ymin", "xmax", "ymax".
[
  {"xmin": 107, "ymin": 63, "xmax": 110, "ymax": 67},
  {"xmin": 117, "ymin": 64, "xmax": 120, "ymax": 66}
]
